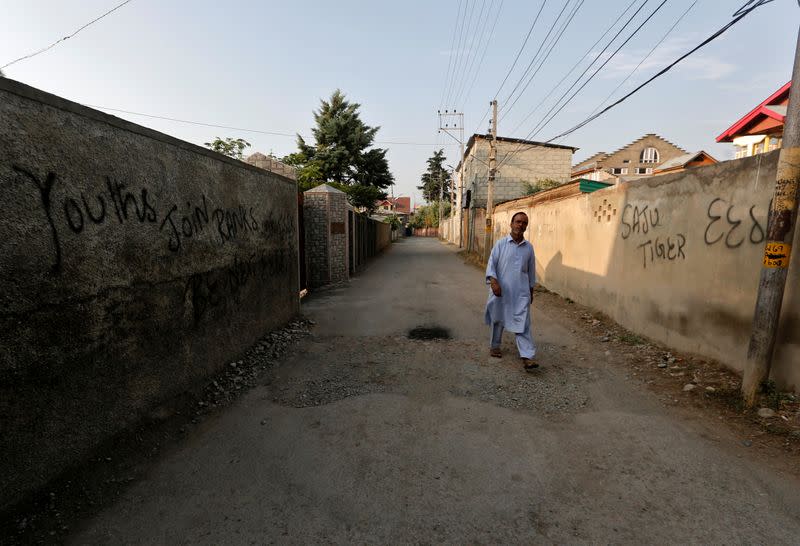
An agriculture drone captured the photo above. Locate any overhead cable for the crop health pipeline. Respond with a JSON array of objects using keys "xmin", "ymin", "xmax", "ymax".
[
  {"xmin": 544, "ymin": 0, "xmax": 775, "ymax": 143},
  {"xmin": 506, "ymin": 0, "xmax": 639, "ymax": 137},
  {"xmin": 1, "ymin": 0, "xmax": 134, "ymax": 70},
  {"xmin": 85, "ymin": 104, "xmax": 456, "ymax": 146}
]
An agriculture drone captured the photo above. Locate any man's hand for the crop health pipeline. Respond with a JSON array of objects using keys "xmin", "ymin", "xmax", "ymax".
[{"xmin": 489, "ymin": 277, "xmax": 502, "ymax": 297}]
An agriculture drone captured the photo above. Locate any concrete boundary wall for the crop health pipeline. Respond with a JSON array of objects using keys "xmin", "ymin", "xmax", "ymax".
[
  {"xmin": 491, "ymin": 152, "xmax": 799, "ymax": 390},
  {"xmin": 0, "ymin": 78, "xmax": 300, "ymax": 509}
]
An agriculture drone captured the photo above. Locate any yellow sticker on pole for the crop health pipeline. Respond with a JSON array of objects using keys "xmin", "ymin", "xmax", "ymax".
[
  {"xmin": 485, "ymin": 218, "xmax": 492, "ymax": 233},
  {"xmin": 763, "ymin": 242, "xmax": 791, "ymax": 268}
]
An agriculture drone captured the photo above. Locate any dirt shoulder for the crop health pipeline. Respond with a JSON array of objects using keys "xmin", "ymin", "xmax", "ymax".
[{"xmin": 461, "ymin": 248, "xmax": 800, "ymax": 473}]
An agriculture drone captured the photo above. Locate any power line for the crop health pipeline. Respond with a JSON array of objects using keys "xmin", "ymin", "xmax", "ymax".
[
  {"xmin": 529, "ymin": 0, "xmax": 668, "ymax": 141},
  {"xmin": 506, "ymin": 0, "xmax": 639, "ymax": 137},
  {"xmin": 1, "ymin": 0, "xmax": 134, "ymax": 70},
  {"xmin": 585, "ymin": 0, "xmax": 698, "ymax": 122},
  {"xmin": 499, "ymin": 0, "xmax": 585, "ymax": 123},
  {"xmin": 499, "ymin": 0, "xmax": 574, "ymax": 111},
  {"xmin": 449, "ymin": 0, "xmax": 489, "ymax": 108},
  {"xmin": 493, "ymin": 0, "xmax": 548, "ymax": 102},
  {"xmin": 544, "ymin": 0, "xmax": 776, "ymax": 142},
  {"xmin": 444, "ymin": 0, "xmax": 479, "ymax": 108},
  {"xmin": 439, "ymin": 0, "xmax": 466, "ymax": 111},
  {"xmin": 495, "ymin": 0, "xmax": 663, "ymax": 169},
  {"xmin": 85, "ymin": 105, "xmax": 456, "ymax": 146},
  {"xmin": 452, "ymin": 0, "xmax": 500, "ymax": 108},
  {"xmin": 458, "ymin": 0, "xmax": 504, "ymax": 110}
]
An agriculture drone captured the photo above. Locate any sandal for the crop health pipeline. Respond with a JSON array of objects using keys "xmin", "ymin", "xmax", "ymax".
[
  {"xmin": 490, "ymin": 347, "xmax": 502, "ymax": 358},
  {"xmin": 522, "ymin": 358, "xmax": 539, "ymax": 371}
]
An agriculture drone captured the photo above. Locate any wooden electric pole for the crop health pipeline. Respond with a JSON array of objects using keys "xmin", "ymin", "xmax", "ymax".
[
  {"xmin": 742, "ymin": 28, "xmax": 800, "ymax": 407},
  {"xmin": 483, "ymin": 100, "xmax": 498, "ymax": 261}
]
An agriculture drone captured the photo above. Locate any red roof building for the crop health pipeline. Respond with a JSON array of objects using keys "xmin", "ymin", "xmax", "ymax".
[{"xmin": 716, "ymin": 81, "xmax": 789, "ymax": 158}]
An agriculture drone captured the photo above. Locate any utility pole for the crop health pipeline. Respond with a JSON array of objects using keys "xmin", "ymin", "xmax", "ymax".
[
  {"xmin": 438, "ymin": 110, "xmax": 464, "ymax": 246},
  {"xmin": 742, "ymin": 28, "xmax": 800, "ymax": 407},
  {"xmin": 438, "ymin": 169, "xmax": 444, "ymax": 239},
  {"xmin": 483, "ymin": 99, "xmax": 498, "ymax": 261}
]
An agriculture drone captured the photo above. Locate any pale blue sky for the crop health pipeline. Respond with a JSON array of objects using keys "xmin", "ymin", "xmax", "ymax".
[{"xmin": 2, "ymin": 0, "xmax": 798, "ymax": 206}]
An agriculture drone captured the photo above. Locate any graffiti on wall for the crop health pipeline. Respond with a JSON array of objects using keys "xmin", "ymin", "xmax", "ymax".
[
  {"xmin": 184, "ymin": 249, "xmax": 292, "ymax": 323},
  {"xmin": 620, "ymin": 203, "xmax": 686, "ymax": 269},
  {"xmin": 703, "ymin": 197, "xmax": 768, "ymax": 248},
  {"xmin": 11, "ymin": 165, "xmax": 293, "ymax": 272},
  {"xmin": 619, "ymin": 196, "xmax": 769, "ymax": 270}
]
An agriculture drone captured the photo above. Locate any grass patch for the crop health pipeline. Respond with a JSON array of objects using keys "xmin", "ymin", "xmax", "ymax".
[{"xmin": 619, "ymin": 333, "xmax": 646, "ymax": 346}]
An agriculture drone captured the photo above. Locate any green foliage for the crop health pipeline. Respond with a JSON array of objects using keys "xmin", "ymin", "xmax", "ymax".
[
  {"xmin": 410, "ymin": 202, "xmax": 451, "ymax": 228},
  {"xmin": 385, "ymin": 213, "xmax": 402, "ymax": 231},
  {"xmin": 204, "ymin": 137, "xmax": 251, "ymax": 159},
  {"xmin": 523, "ymin": 178, "xmax": 562, "ymax": 195},
  {"xmin": 283, "ymin": 89, "xmax": 394, "ymax": 213},
  {"xmin": 418, "ymin": 149, "xmax": 450, "ymax": 203},
  {"xmin": 619, "ymin": 333, "xmax": 646, "ymax": 346}
]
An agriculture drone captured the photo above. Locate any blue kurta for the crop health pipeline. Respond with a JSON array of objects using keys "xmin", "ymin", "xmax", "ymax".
[{"xmin": 484, "ymin": 235, "xmax": 536, "ymax": 334}]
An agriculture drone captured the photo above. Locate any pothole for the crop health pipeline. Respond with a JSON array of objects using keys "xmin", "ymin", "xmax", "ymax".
[{"xmin": 408, "ymin": 326, "xmax": 451, "ymax": 340}]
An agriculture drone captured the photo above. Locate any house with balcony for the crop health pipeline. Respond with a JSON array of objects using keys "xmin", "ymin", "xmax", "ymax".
[{"xmin": 716, "ymin": 81, "xmax": 789, "ymax": 158}]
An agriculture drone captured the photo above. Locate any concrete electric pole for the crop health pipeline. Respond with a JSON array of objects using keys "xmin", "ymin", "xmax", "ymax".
[
  {"xmin": 483, "ymin": 99, "xmax": 498, "ymax": 261},
  {"xmin": 742, "ymin": 28, "xmax": 800, "ymax": 407},
  {"xmin": 437, "ymin": 110, "xmax": 464, "ymax": 246}
]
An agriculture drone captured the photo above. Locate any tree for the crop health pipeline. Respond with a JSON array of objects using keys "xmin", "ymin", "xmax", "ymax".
[
  {"xmin": 410, "ymin": 202, "xmax": 451, "ymax": 228},
  {"xmin": 283, "ymin": 90, "xmax": 394, "ymax": 213},
  {"xmin": 204, "ymin": 137, "xmax": 251, "ymax": 159},
  {"xmin": 418, "ymin": 149, "xmax": 450, "ymax": 203}
]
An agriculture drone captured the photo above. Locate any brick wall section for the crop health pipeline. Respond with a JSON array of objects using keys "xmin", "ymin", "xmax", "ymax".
[
  {"xmin": 464, "ymin": 137, "xmax": 574, "ymax": 207},
  {"xmin": 328, "ymin": 192, "xmax": 348, "ymax": 283},
  {"xmin": 303, "ymin": 184, "xmax": 348, "ymax": 287}
]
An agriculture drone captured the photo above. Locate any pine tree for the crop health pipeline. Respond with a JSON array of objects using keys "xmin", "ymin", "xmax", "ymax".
[
  {"xmin": 284, "ymin": 90, "xmax": 394, "ymax": 212},
  {"xmin": 417, "ymin": 149, "xmax": 450, "ymax": 203}
]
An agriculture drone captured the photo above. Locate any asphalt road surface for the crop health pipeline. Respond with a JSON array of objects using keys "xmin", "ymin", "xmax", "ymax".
[{"xmin": 72, "ymin": 236, "xmax": 800, "ymax": 544}]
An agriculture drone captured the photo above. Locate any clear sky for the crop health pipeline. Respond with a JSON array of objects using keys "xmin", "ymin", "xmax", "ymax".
[{"xmin": 2, "ymin": 0, "xmax": 798, "ymax": 207}]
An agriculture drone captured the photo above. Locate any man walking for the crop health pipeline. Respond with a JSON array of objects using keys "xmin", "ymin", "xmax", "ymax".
[{"xmin": 484, "ymin": 212, "xmax": 538, "ymax": 371}]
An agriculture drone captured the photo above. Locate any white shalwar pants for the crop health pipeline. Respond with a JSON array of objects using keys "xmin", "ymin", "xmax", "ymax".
[{"xmin": 490, "ymin": 314, "xmax": 536, "ymax": 359}]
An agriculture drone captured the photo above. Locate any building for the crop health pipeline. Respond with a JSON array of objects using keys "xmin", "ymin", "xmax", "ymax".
[
  {"xmin": 459, "ymin": 134, "xmax": 577, "ymax": 209},
  {"xmin": 716, "ymin": 81, "xmax": 789, "ymax": 158},
  {"xmin": 652, "ymin": 151, "xmax": 718, "ymax": 176},
  {"xmin": 570, "ymin": 134, "xmax": 687, "ymax": 182}
]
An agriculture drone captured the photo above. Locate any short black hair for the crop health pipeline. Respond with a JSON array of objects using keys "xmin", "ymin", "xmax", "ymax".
[{"xmin": 511, "ymin": 211, "xmax": 528, "ymax": 223}]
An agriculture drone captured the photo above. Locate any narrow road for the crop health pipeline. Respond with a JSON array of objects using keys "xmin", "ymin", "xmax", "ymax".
[{"xmin": 73, "ymin": 237, "xmax": 800, "ymax": 544}]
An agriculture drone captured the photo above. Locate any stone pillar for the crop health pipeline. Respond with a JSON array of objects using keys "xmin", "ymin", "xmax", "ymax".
[{"xmin": 303, "ymin": 184, "xmax": 349, "ymax": 288}]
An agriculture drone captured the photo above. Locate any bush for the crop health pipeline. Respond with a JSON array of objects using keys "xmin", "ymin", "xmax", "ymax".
[{"xmin": 523, "ymin": 178, "xmax": 562, "ymax": 195}]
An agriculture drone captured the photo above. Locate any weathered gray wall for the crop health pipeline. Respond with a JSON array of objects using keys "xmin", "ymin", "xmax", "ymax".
[{"xmin": 0, "ymin": 79, "xmax": 299, "ymax": 509}]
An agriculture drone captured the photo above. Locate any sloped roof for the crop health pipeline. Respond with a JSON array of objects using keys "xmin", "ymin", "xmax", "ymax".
[
  {"xmin": 716, "ymin": 81, "xmax": 791, "ymax": 142},
  {"xmin": 604, "ymin": 133, "xmax": 687, "ymax": 158},
  {"xmin": 654, "ymin": 150, "xmax": 717, "ymax": 171},
  {"xmin": 305, "ymin": 183, "xmax": 344, "ymax": 194},
  {"xmin": 572, "ymin": 151, "xmax": 608, "ymax": 170}
]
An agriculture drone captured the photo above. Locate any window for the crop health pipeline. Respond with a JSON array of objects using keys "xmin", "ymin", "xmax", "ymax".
[
  {"xmin": 753, "ymin": 142, "xmax": 765, "ymax": 155},
  {"xmin": 635, "ymin": 167, "xmax": 653, "ymax": 175},
  {"xmin": 734, "ymin": 146, "xmax": 749, "ymax": 159},
  {"xmin": 610, "ymin": 167, "xmax": 628, "ymax": 175},
  {"xmin": 641, "ymin": 147, "xmax": 660, "ymax": 163},
  {"xmin": 622, "ymin": 159, "xmax": 630, "ymax": 163},
  {"xmin": 768, "ymin": 137, "xmax": 781, "ymax": 152}
]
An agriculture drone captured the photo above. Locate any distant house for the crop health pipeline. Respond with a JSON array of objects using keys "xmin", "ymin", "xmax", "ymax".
[
  {"xmin": 460, "ymin": 134, "xmax": 577, "ymax": 209},
  {"xmin": 716, "ymin": 81, "xmax": 789, "ymax": 158},
  {"xmin": 571, "ymin": 134, "xmax": 687, "ymax": 183},
  {"xmin": 652, "ymin": 151, "xmax": 717, "ymax": 176},
  {"xmin": 373, "ymin": 196, "xmax": 412, "ymax": 224}
]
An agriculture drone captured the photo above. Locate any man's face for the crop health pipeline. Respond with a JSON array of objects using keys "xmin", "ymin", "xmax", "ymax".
[{"xmin": 511, "ymin": 214, "xmax": 528, "ymax": 237}]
